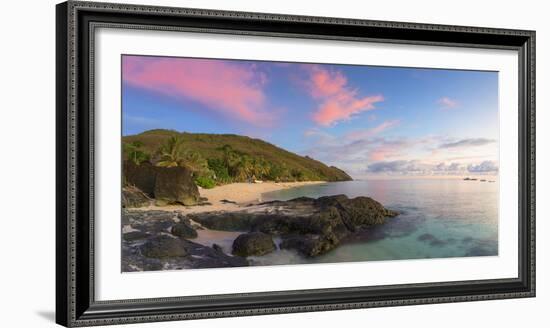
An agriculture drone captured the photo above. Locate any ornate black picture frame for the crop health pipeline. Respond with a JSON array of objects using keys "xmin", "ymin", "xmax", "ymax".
[{"xmin": 56, "ymin": 1, "xmax": 535, "ymax": 326}]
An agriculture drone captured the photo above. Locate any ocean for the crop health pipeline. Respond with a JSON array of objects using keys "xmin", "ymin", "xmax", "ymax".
[{"xmin": 248, "ymin": 178, "xmax": 499, "ymax": 266}]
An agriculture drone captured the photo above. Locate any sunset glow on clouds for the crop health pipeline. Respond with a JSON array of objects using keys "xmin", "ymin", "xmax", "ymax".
[
  {"xmin": 346, "ymin": 120, "xmax": 400, "ymax": 140},
  {"xmin": 304, "ymin": 65, "xmax": 384, "ymax": 126},
  {"xmin": 123, "ymin": 55, "xmax": 499, "ymax": 177},
  {"xmin": 123, "ymin": 56, "xmax": 275, "ymax": 126}
]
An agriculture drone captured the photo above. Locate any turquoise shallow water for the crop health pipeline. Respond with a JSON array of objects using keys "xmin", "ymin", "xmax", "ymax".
[{"xmin": 250, "ymin": 178, "xmax": 498, "ymax": 265}]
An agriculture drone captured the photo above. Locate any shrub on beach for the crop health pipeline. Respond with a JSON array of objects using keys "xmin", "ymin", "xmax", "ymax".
[{"xmin": 195, "ymin": 176, "xmax": 216, "ymax": 189}]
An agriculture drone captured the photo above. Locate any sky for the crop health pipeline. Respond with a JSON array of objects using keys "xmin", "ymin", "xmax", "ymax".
[{"xmin": 122, "ymin": 55, "xmax": 499, "ymax": 178}]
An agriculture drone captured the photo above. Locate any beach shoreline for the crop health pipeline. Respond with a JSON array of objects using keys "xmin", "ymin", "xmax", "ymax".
[{"xmin": 132, "ymin": 180, "xmax": 327, "ymax": 214}]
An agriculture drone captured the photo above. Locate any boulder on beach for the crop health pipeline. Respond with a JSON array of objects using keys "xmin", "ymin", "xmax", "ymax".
[
  {"xmin": 171, "ymin": 222, "xmax": 198, "ymax": 239},
  {"xmin": 154, "ymin": 166, "xmax": 200, "ymax": 206},
  {"xmin": 141, "ymin": 235, "xmax": 188, "ymax": 258},
  {"xmin": 124, "ymin": 161, "xmax": 157, "ymax": 197},
  {"xmin": 122, "ymin": 185, "xmax": 151, "ymax": 208},
  {"xmin": 232, "ymin": 232, "xmax": 276, "ymax": 257},
  {"xmin": 123, "ymin": 161, "xmax": 200, "ymax": 206}
]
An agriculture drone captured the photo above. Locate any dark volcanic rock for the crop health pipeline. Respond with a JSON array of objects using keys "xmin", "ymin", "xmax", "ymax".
[
  {"xmin": 122, "ymin": 193, "xmax": 398, "ymax": 270},
  {"xmin": 154, "ymin": 166, "xmax": 200, "ymax": 206},
  {"xmin": 232, "ymin": 232, "xmax": 276, "ymax": 257},
  {"xmin": 315, "ymin": 195, "xmax": 397, "ymax": 231},
  {"xmin": 171, "ymin": 222, "xmax": 198, "ymax": 239},
  {"xmin": 122, "ymin": 186, "xmax": 151, "ymax": 208},
  {"xmin": 192, "ymin": 194, "xmax": 397, "ymax": 257},
  {"xmin": 123, "ymin": 210, "xmax": 249, "ymax": 271},
  {"xmin": 123, "ymin": 161, "xmax": 200, "ymax": 206},
  {"xmin": 124, "ymin": 162, "xmax": 157, "ymax": 197},
  {"xmin": 188, "ymin": 212, "xmax": 260, "ymax": 231},
  {"xmin": 280, "ymin": 234, "xmax": 338, "ymax": 257},
  {"xmin": 184, "ymin": 240, "xmax": 249, "ymax": 268},
  {"xmin": 141, "ymin": 235, "xmax": 188, "ymax": 258},
  {"xmin": 212, "ymin": 243, "xmax": 224, "ymax": 252},
  {"xmin": 123, "ymin": 231, "xmax": 150, "ymax": 241}
]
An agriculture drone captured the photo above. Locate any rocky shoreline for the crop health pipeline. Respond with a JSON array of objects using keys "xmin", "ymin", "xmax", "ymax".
[{"xmin": 122, "ymin": 194, "xmax": 398, "ymax": 271}]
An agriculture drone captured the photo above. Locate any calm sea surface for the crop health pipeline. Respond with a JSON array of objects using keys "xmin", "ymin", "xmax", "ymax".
[{"xmin": 250, "ymin": 178, "xmax": 499, "ymax": 265}]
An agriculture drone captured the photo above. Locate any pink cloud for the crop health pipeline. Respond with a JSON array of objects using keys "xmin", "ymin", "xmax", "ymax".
[
  {"xmin": 368, "ymin": 137, "xmax": 420, "ymax": 162},
  {"xmin": 303, "ymin": 66, "xmax": 384, "ymax": 126},
  {"xmin": 438, "ymin": 97, "xmax": 458, "ymax": 109},
  {"xmin": 368, "ymin": 141, "xmax": 408, "ymax": 162},
  {"xmin": 123, "ymin": 56, "xmax": 275, "ymax": 126},
  {"xmin": 370, "ymin": 149, "xmax": 391, "ymax": 162},
  {"xmin": 346, "ymin": 120, "xmax": 400, "ymax": 140}
]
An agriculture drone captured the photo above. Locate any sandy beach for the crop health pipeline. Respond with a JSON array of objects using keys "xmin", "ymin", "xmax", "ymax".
[{"xmin": 134, "ymin": 181, "xmax": 326, "ymax": 214}]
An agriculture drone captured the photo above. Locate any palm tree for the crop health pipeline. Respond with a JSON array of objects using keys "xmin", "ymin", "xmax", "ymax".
[
  {"xmin": 156, "ymin": 136, "xmax": 185, "ymax": 167},
  {"xmin": 220, "ymin": 144, "xmax": 235, "ymax": 168},
  {"xmin": 251, "ymin": 157, "xmax": 269, "ymax": 180},
  {"xmin": 240, "ymin": 155, "xmax": 254, "ymax": 180},
  {"xmin": 183, "ymin": 150, "xmax": 209, "ymax": 173},
  {"xmin": 123, "ymin": 141, "xmax": 150, "ymax": 165}
]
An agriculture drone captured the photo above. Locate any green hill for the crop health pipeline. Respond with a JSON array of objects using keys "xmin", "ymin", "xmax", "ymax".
[{"xmin": 122, "ymin": 129, "xmax": 352, "ymax": 187}]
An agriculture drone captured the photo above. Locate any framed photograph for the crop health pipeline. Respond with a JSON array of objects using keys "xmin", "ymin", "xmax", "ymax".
[{"xmin": 56, "ymin": 1, "xmax": 535, "ymax": 326}]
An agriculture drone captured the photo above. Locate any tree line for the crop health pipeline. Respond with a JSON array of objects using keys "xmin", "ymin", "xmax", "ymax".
[{"xmin": 123, "ymin": 136, "xmax": 313, "ymax": 188}]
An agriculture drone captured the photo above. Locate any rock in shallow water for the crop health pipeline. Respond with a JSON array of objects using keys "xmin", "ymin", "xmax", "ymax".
[
  {"xmin": 123, "ymin": 194, "xmax": 398, "ymax": 270},
  {"xmin": 171, "ymin": 222, "xmax": 198, "ymax": 239},
  {"xmin": 191, "ymin": 194, "xmax": 398, "ymax": 257},
  {"xmin": 232, "ymin": 232, "xmax": 276, "ymax": 257},
  {"xmin": 279, "ymin": 234, "xmax": 338, "ymax": 257}
]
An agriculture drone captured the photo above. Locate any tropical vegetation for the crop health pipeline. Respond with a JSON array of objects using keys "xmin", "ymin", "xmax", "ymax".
[{"xmin": 122, "ymin": 129, "xmax": 352, "ymax": 188}]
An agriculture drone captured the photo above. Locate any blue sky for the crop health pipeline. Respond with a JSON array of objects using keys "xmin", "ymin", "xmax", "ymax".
[{"xmin": 123, "ymin": 55, "xmax": 499, "ymax": 178}]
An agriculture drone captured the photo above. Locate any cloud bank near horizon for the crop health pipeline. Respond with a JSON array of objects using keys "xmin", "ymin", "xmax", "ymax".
[
  {"xmin": 366, "ymin": 160, "xmax": 498, "ymax": 175},
  {"xmin": 302, "ymin": 125, "xmax": 499, "ymax": 177},
  {"xmin": 439, "ymin": 138, "xmax": 496, "ymax": 149}
]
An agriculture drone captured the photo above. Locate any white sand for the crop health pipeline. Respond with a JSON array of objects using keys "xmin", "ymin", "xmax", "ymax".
[
  {"xmin": 134, "ymin": 181, "xmax": 326, "ymax": 214},
  {"xmin": 130, "ymin": 181, "xmax": 326, "ymax": 251},
  {"xmin": 200, "ymin": 181, "xmax": 324, "ymax": 205}
]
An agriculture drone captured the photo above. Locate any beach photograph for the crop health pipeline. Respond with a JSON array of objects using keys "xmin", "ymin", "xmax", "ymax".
[{"xmin": 121, "ymin": 55, "xmax": 499, "ymax": 272}]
